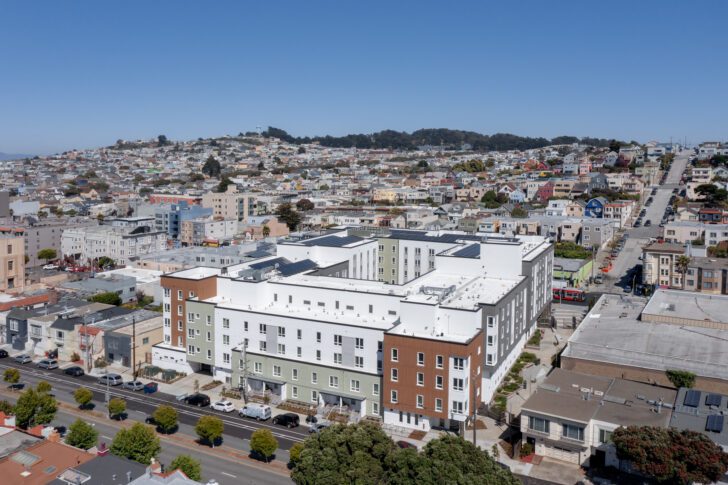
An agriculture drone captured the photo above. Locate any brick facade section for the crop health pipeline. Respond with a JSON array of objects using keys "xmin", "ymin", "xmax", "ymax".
[
  {"xmin": 383, "ymin": 330, "xmax": 483, "ymax": 419},
  {"xmin": 162, "ymin": 275, "xmax": 217, "ymax": 348}
]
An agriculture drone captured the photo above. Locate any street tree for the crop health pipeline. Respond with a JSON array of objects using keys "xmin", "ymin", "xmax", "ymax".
[
  {"xmin": 108, "ymin": 397, "xmax": 126, "ymax": 420},
  {"xmin": 14, "ymin": 385, "xmax": 57, "ymax": 428},
  {"xmin": 74, "ymin": 387, "xmax": 94, "ymax": 409},
  {"xmin": 37, "ymin": 248, "xmax": 57, "ymax": 262},
  {"xmin": 3, "ymin": 368, "xmax": 20, "ymax": 384},
  {"xmin": 152, "ymin": 405, "xmax": 178, "ymax": 434},
  {"xmin": 36, "ymin": 381, "xmax": 52, "ymax": 394},
  {"xmin": 169, "ymin": 455, "xmax": 201, "ymax": 481},
  {"xmin": 0, "ymin": 400, "xmax": 13, "ymax": 414},
  {"xmin": 111, "ymin": 422, "xmax": 160, "ymax": 464},
  {"xmin": 65, "ymin": 419, "xmax": 99, "ymax": 450},
  {"xmin": 262, "ymin": 225, "xmax": 270, "ymax": 238},
  {"xmin": 195, "ymin": 415, "xmax": 224, "ymax": 447},
  {"xmin": 250, "ymin": 428, "xmax": 278, "ymax": 462}
]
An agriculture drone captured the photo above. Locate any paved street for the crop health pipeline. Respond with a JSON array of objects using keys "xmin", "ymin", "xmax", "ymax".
[
  {"xmin": 0, "ymin": 390, "xmax": 293, "ymax": 485},
  {"xmin": 594, "ymin": 150, "xmax": 690, "ymax": 293},
  {"xmin": 0, "ymin": 359, "xmax": 307, "ymax": 462}
]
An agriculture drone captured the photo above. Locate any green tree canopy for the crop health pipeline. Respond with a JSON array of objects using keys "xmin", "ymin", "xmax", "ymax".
[
  {"xmin": 250, "ymin": 428, "xmax": 278, "ymax": 462},
  {"xmin": 275, "ymin": 203, "xmax": 302, "ymax": 231},
  {"xmin": 3, "ymin": 368, "xmax": 20, "ymax": 384},
  {"xmin": 74, "ymin": 387, "xmax": 93, "ymax": 409},
  {"xmin": 111, "ymin": 423, "xmax": 160, "ymax": 464},
  {"xmin": 195, "ymin": 416, "xmax": 224, "ymax": 446},
  {"xmin": 37, "ymin": 248, "xmax": 57, "ymax": 261},
  {"xmin": 108, "ymin": 397, "xmax": 126, "ymax": 419},
  {"xmin": 201, "ymin": 156, "xmax": 222, "ymax": 178},
  {"xmin": 65, "ymin": 419, "xmax": 99, "ymax": 450},
  {"xmin": 91, "ymin": 291, "xmax": 122, "ymax": 306},
  {"xmin": 14, "ymin": 385, "xmax": 57, "ymax": 428},
  {"xmin": 665, "ymin": 369, "xmax": 696, "ymax": 389},
  {"xmin": 291, "ymin": 423, "xmax": 517, "ymax": 485},
  {"xmin": 612, "ymin": 425, "xmax": 728, "ymax": 484},
  {"xmin": 152, "ymin": 405, "xmax": 178, "ymax": 434},
  {"xmin": 169, "ymin": 455, "xmax": 201, "ymax": 481},
  {"xmin": 296, "ymin": 198, "xmax": 315, "ymax": 211}
]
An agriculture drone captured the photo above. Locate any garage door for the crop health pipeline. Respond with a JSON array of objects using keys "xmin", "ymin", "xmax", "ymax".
[{"xmin": 547, "ymin": 446, "xmax": 580, "ymax": 464}]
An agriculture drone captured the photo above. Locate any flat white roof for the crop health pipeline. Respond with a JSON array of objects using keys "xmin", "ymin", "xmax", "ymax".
[{"xmin": 167, "ymin": 267, "xmax": 220, "ymax": 280}]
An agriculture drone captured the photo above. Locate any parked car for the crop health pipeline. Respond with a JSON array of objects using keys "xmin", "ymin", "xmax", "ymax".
[
  {"xmin": 272, "ymin": 412, "xmax": 300, "ymax": 428},
  {"xmin": 98, "ymin": 374, "xmax": 123, "ymax": 386},
  {"xmin": 64, "ymin": 366, "xmax": 85, "ymax": 377},
  {"xmin": 0, "ymin": 349, "xmax": 8, "ymax": 358},
  {"xmin": 143, "ymin": 382, "xmax": 158, "ymax": 394},
  {"xmin": 239, "ymin": 403, "xmax": 272, "ymax": 421},
  {"xmin": 42, "ymin": 264, "xmax": 59, "ymax": 271},
  {"xmin": 397, "ymin": 440, "xmax": 417, "ymax": 449},
  {"xmin": 184, "ymin": 393, "xmax": 211, "ymax": 407},
  {"xmin": 54, "ymin": 426, "xmax": 67, "ymax": 437},
  {"xmin": 145, "ymin": 415, "xmax": 157, "ymax": 426},
  {"xmin": 593, "ymin": 275, "xmax": 603, "ymax": 284},
  {"xmin": 37, "ymin": 359, "xmax": 59, "ymax": 370},
  {"xmin": 14, "ymin": 354, "xmax": 32, "ymax": 364},
  {"xmin": 211, "ymin": 400, "xmax": 235, "ymax": 413},
  {"xmin": 123, "ymin": 380, "xmax": 145, "ymax": 391},
  {"xmin": 308, "ymin": 422, "xmax": 331, "ymax": 434}
]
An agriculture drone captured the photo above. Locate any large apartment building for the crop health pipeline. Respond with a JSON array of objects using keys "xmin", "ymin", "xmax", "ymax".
[
  {"xmin": 152, "ymin": 229, "xmax": 553, "ymax": 432},
  {"xmin": 201, "ymin": 186, "xmax": 256, "ymax": 222},
  {"xmin": 61, "ymin": 217, "xmax": 167, "ymax": 266}
]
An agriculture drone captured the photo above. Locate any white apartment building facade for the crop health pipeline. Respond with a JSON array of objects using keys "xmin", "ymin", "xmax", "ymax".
[{"xmin": 153, "ymin": 229, "xmax": 553, "ymax": 430}]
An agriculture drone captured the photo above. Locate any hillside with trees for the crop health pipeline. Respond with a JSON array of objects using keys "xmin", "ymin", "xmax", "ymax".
[{"xmin": 262, "ymin": 127, "xmax": 619, "ymax": 152}]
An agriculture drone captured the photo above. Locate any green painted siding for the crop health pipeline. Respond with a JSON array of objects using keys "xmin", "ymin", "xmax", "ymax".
[
  {"xmin": 186, "ymin": 300, "xmax": 216, "ymax": 365},
  {"xmin": 232, "ymin": 349, "xmax": 382, "ymax": 417},
  {"xmin": 377, "ymin": 238, "xmax": 399, "ymax": 284}
]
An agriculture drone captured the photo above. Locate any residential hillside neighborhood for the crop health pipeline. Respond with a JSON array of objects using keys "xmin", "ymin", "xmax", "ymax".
[{"xmin": 1, "ymin": 134, "xmax": 728, "ymax": 485}]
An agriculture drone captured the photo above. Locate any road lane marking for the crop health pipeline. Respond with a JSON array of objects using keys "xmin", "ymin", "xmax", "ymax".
[
  {"xmin": 101, "ymin": 435, "xmax": 113, "ymax": 440},
  {"xmin": 221, "ymin": 472, "xmax": 237, "ymax": 478}
]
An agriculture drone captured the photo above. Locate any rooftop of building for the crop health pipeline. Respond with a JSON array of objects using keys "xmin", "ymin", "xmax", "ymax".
[
  {"xmin": 562, "ymin": 293, "xmax": 728, "ymax": 381},
  {"xmin": 93, "ymin": 309, "xmax": 161, "ymax": 332},
  {"xmin": 643, "ymin": 241, "xmax": 686, "ymax": 253},
  {"xmin": 670, "ymin": 387, "xmax": 728, "ymax": 448},
  {"xmin": 642, "ymin": 289, "xmax": 728, "ymax": 325},
  {"xmin": 521, "ymin": 368, "xmax": 676, "ymax": 427},
  {"xmin": 0, "ymin": 440, "xmax": 94, "ymax": 485},
  {"xmin": 165, "ymin": 266, "xmax": 221, "ymax": 280},
  {"xmin": 48, "ymin": 452, "xmax": 147, "ymax": 485}
]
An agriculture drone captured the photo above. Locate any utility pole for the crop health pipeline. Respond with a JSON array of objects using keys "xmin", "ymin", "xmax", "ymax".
[
  {"xmin": 472, "ymin": 369, "xmax": 477, "ymax": 446},
  {"xmin": 131, "ymin": 316, "xmax": 137, "ymax": 380},
  {"xmin": 240, "ymin": 341, "xmax": 249, "ymax": 403}
]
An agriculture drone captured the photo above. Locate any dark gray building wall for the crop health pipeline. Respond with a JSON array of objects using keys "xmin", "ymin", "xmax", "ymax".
[{"xmin": 105, "ymin": 332, "xmax": 131, "ymax": 366}]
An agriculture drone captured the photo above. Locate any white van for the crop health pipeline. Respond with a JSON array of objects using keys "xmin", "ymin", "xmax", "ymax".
[{"xmin": 239, "ymin": 403, "xmax": 271, "ymax": 421}]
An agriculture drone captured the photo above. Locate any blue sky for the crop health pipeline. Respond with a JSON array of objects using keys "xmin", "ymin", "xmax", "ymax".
[{"xmin": 1, "ymin": 1, "xmax": 726, "ymax": 154}]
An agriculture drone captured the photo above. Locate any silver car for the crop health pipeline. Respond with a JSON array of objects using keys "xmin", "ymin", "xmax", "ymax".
[
  {"xmin": 123, "ymin": 380, "xmax": 145, "ymax": 391},
  {"xmin": 14, "ymin": 354, "xmax": 32, "ymax": 364},
  {"xmin": 37, "ymin": 359, "xmax": 59, "ymax": 369}
]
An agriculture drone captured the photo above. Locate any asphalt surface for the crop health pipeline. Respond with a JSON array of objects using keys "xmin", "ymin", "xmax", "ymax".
[
  {"xmin": 0, "ymin": 358, "xmax": 309, "ymax": 453},
  {"xmin": 0, "ymin": 391, "xmax": 293, "ymax": 485},
  {"xmin": 593, "ymin": 150, "xmax": 690, "ymax": 294}
]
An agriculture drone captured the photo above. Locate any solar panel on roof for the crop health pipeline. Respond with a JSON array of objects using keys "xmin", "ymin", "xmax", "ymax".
[
  {"xmin": 706, "ymin": 415, "xmax": 724, "ymax": 433},
  {"xmin": 706, "ymin": 394, "xmax": 722, "ymax": 407},
  {"xmin": 453, "ymin": 244, "xmax": 480, "ymax": 258},
  {"xmin": 249, "ymin": 257, "xmax": 289, "ymax": 270},
  {"xmin": 684, "ymin": 389, "xmax": 701, "ymax": 407},
  {"xmin": 278, "ymin": 259, "xmax": 318, "ymax": 276},
  {"xmin": 302, "ymin": 235, "xmax": 363, "ymax": 247}
]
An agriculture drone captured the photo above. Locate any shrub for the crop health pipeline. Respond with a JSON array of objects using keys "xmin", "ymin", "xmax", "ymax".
[
  {"xmin": 520, "ymin": 442, "xmax": 534, "ymax": 457},
  {"xmin": 666, "ymin": 369, "xmax": 696, "ymax": 389},
  {"xmin": 70, "ymin": 351, "xmax": 81, "ymax": 362}
]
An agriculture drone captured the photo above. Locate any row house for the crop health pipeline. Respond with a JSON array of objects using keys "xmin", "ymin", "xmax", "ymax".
[{"xmin": 603, "ymin": 200, "xmax": 635, "ymax": 229}]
